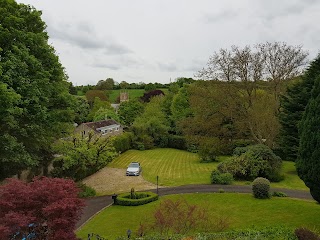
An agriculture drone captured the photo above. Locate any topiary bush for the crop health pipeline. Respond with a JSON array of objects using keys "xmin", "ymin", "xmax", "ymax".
[
  {"xmin": 295, "ymin": 227, "xmax": 320, "ymax": 240},
  {"xmin": 211, "ymin": 170, "xmax": 233, "ymax": 185},
  {"xmin": 218, "ymin": 144, "xmax": 282, "ymax": 181},
  {"xmin": 252, "ymin": 177, "xmax": 271, "ymax": 199},
  {"xmin": 115, "ymin": 191, "xmax": 158, "ymax": 206}
]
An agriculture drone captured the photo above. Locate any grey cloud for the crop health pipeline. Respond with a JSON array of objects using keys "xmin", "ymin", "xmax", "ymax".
[
  {"xmin": 257, "ymin": 1, "xmax": 317, "ymax": 22},
  {"xmin": 47, "ymin": 21, "xmax": 131, "ymax": 54},
  {"xmin": 91, "ymin": 62, "xmax": 121, "ymax": 70},
  {"xmin": 91, "ymin": 56, "xmax": 143, "ymax": 70},
  {"xmin": 157, "ymin": 62, "xmax": 177, "ymax": 72},
  {"xmin": 203, "ymin": 9, "xmax": 239, "ymax": 23},
  {"xmin": 184, "ymin": 59, "xmax": 207, "ymax": 72}
]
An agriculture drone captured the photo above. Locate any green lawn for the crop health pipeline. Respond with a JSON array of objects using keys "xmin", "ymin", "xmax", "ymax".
[
  {"xmin": 77, "ymin": 193, "xmax": 319, "ymax": 239},
  {"xmin": 109, "ymin": 148, "xmax": 307, "ymax": 190},
  {"xmin": 109, "ymin": 148, "xmax": 222, "ymax": 186}
]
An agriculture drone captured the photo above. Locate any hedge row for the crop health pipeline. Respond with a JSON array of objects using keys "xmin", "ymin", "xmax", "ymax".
[{"xmin": 115, "ymin": 192, "xmax": 158, "ymax": 206}]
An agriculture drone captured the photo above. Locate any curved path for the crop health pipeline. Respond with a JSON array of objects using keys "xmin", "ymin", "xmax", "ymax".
[{"xmin": 76, "ymin": 184, "xmax": 313, "ymax": 229}]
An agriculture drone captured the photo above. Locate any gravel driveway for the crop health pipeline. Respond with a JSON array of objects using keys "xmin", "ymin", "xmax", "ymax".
[{"xmin": 82, "ymin": 167, "xmax": 160, "ymax": 195}]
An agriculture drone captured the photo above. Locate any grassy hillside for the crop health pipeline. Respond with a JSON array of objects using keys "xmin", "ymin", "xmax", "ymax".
[
  {"xmin": 77, "ymin": 193, "xmax": 319, "ymax": 239},
  {"xmin": 109, "ymin": 148, "xmax": 307, "ymax": 190}
]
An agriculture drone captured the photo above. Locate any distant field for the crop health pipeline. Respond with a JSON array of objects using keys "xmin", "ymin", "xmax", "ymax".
[
  {"xmin": 109, "ymin": 148, "xmax": 307, "ymax": 190},
  {"xmin": 108, "ymin": 88, "xmax": 169, "ymax": 103},
  {"xmin": 77, "ymin": 193, "xmax": 319, "ymax": 239}
]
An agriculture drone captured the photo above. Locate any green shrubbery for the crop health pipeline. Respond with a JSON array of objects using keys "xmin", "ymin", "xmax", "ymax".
[
  {"xmin": 112, "ymin": 132, "xmax": 133, "ymax": 153},
  {"xmin": 217, "ymin": 144, "xmax": 282, "ymax": 181},
  {"xmin": 167, "ymin": 135, "xmax": 187, "ymax": 150},
  {"xmin": 210, "ymin": 170, "xmax": 233, "ymax": 185},
  {"xmin": 77, "ymin": 183, "xmax": 96, "ymax": 198},
  {"xmin": 252, "ymin": 177, "xmax": 271, "ymax": 199},
  {"xmin": 115, "ymin": 226, "xmax": 297, "ymax": 240},
  {"xmin": 272, "ymin": 191, "xmax": 288, "ymax": 197},
  {"xmin": 115, "ymin": 191, "xmax": 158, "ymax": 206}
]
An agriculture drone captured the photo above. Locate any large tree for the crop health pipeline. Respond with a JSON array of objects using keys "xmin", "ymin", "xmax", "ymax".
[
  {"xmin": 279, "ymin": 55, "xmax": 320, "ymax": 161},
  {"xmin": 0, "ymin": 0, "xmax": 74, "ymax": 179},
  {"xmin": 0, "ymin": 177, "xmax": 84, "ymax": 240},
  {"xmin": 296, "ymin": 56, "xmax": 320, "ymax": 203},
  {"xmin": 132, "ymin": 96, "xmax": 170, "ymax": 148},
  {"xmin": 118, "ymin": 99, "xmax": 144, "ymax": 126}
]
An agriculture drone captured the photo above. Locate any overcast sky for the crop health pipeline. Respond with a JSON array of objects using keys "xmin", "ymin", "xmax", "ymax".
[{"xmin": 17, "ymin": 0, "xmax": 320, "ymax": 86}]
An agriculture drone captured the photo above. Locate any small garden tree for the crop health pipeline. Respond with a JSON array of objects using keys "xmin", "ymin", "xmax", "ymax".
[
  {"xmin": 0, "ymin": 177, "xmax": 85, "ymax": 240},
  {"xmin": 52, "ymin": 132, "xmax": 117, "ymax": 181}
]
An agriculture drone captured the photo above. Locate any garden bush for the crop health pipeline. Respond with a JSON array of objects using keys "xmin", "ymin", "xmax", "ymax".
[
  {"xmin": 77, "ymin": 182, "xmax": 96, "ymax": 198},
  {"xmin": 252, "ymin": 177, "xmax": 271, "ymax": 199},
  {"xmin": 115, "ymin": 191, "xmax": 158, "ymax": 206},
  {"xmin": 198, "ymin": 137, "xmax": 223, "ymax": 162},
  {"xmin": 272, "ymin": 191, "xmax": 288, "ymax": 197},
  {"xmin": 211, "ymin": 170, "xmax": 233, "ymax": 185},
  {"xmin": 167, "ymin": 135, "xmax": 187, "ymax": 150},
  {"xmin": 295, "ymin": 227, "xmax": 320, "ymax": 240},
  {"xmin": 112, "ymin": 132, "xmax": 133, "ymax": 153},
  {"xmin": 218, "ymin": 144, "xmax": 282, "ymax": 181}
]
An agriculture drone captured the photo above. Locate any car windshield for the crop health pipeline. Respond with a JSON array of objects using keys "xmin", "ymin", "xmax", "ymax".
[{"xmin": 129, "ymin": 163, "xmax": 139, "ymax": 168}]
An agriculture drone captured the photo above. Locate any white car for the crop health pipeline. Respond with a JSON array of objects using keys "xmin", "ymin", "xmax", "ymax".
[{"xmin": 126, "ymin": 162, "xmax": 141, "ymax": 176}]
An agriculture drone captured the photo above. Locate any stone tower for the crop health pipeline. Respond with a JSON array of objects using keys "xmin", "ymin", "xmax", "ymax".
[{"xmin": 120, "ymin": 91, "xmax": 129, "ymax": 102}]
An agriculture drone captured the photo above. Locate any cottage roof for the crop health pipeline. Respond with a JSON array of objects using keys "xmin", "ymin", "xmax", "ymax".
[{"xmin": 83, "ymin": 119, "xmax": 119, "ymax": 132}]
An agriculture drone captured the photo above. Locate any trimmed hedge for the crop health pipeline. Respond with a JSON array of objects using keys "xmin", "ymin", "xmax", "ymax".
[
  {"xmin": 115, "ymin": 191, "xmax": 158, "ymax": 206},
  {"xmin": 211, "ymin": 169, "xmax": 233, "ymax": 185}
]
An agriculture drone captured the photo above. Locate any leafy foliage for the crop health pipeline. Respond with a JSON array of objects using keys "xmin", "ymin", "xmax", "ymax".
[
  {"xmin": 150, "ymin": 199, "xmax": 219, "ymax": 235},
  {"xmin": 218, "ymin": 144, "xmax": 282, "ymax": 181},
  {"xmin": 252, "ymin": 177, "xmax": 271, "ymax": 199},
  {"xmin": 296, "ymin": 55, "xmax": 320, "ymax": 203},
  {"xmin": 112, "ymin": 132, "xmax": 133, "ymax": 153},
  {"xmin": 132, "ymin": 96, "xmax": 170, "ymax": 149},
  {"xmin": 210, "ymin": 170, "xmax": 233, "ymax": 185},
  {"xmin": 118, "ymin": 99, "xmax": 144, "ymax": 126},
  {"xmin": 0, "ymin": 0, "xmax": 75, "ymax": 179},
  {"xmin": 77, "ymin": 182, "xmax": 96, "ymax": 198},
  {"xmin": 278, "ymin": 55, "xmax": 320, "ymax": 161},
  {"xmin": 272, "ymin": 191, "xmax": 288, "ymax": 197},
  {"xmin": 0, "ymin": 177, "xmax": 85, "ymax": 240},
  {"xmin": 52, "ymin": 132, "xmax": 117, "ymax": 181}
]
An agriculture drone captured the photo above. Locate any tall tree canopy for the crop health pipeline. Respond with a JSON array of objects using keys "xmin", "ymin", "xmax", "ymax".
[
  {"xmin": 296, "ymin": 55, "xmax": 320, "ymax": 203},
  {"xmin": 0, "ymin": 0, "xmax": 74, "ymax": 179},
  {"xmin": 279, "ymin": 56, "xmax": 320, "ymax": 161}
]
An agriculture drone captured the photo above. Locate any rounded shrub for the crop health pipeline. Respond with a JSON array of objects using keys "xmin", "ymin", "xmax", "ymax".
[
  {"xmin": 211, "ymin": 170, "xmax": 233, "ymax": 185},
  {"xmin": 115, "ymin": 191, "xmax": 158, "ymax": 206},
  {"xmin": 252, "ymin": 177, "xmax": 271, "ymax": 199}
]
